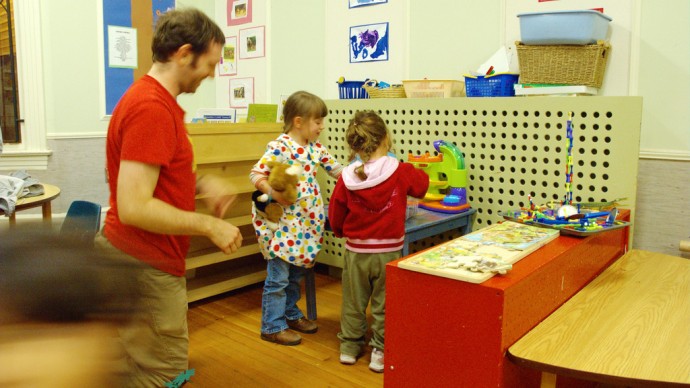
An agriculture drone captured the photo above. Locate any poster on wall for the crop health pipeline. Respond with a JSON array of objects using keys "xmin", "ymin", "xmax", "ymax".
[
  {"xmin": 227, "ymin": 0, "xmax": 252, "ymax": 26},
  {"xmin": 229, "ymin": 77, "xmax": 255, "ymax": 108},
  {"xmin": 349, "ymin": 22, "xmax": 388, "ymax": 63},
  {"xmin": 349, "ymin": 0, "xmax": 387, "ymax": 8},
  {"xmin": 107, "ymin": 26, "xmax": 138, "ymax": 69},
  {"xmin": 219, "ymin": 36, "xmax": 238, "ymax": 76},
  {"xmin": 239, "ymin": 26, "xmax": 266, "ymax": 59}
]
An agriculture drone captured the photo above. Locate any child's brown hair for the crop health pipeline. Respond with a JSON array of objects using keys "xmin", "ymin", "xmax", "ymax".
[
  {"xmin": 282, "ymin": 91, "xmax": 328, "ymax": 134},
  {"xmin": 345, "ymin": 110, "xmax": 392, "ymax": 180}
]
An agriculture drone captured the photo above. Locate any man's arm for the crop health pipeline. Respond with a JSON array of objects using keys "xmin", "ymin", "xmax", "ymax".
[{"xmin": 117, "ymin": 160, "xmax": 242, "ymax": 254}]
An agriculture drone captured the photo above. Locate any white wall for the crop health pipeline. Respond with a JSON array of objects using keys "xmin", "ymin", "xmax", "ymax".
[
  {"xmin": 637, "ymin": 0, "xmax": 690, "ymax": 158},
  {"xmin": 39, "ymin": 0, "xmax": 216, "ymax": 138},
  {"xmin": 35, "ymin": 0, "xmax": 690, "ymax": 158},
  {"xmin": 41, "ymin": 1, "xmax": 109, "ymax": 138}
]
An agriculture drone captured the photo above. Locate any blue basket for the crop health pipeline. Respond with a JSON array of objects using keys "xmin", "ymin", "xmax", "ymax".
[
  {"xmin": 464, "ymin": 74, "xmax": 519, "ymax": 97},
  {"xmin": 337, "ymin": 80, "xmax": 370, "ymax": 99}
]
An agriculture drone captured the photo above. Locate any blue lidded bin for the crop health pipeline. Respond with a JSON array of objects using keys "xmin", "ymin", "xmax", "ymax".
[{"xmin": 517, "ymin": 10, "xmax": 612, "ymax": 45}]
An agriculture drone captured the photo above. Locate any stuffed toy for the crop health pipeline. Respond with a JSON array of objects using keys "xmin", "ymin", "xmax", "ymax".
[{"xmin": 252, "ymin": 162, "xmax": 301, "ymax": 230}]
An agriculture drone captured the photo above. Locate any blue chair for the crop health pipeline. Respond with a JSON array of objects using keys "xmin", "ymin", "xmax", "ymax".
[{"xmin": 60, "ymin": 200, "xmax": 102, "ymax": 246}]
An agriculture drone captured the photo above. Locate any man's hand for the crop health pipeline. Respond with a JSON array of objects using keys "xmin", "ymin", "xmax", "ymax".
[
  {"xmin": 208, "ymin": 218, "xmax": 243, "ymax": 254},
  {"xmin": 197, "ymin": 174, "xmax": 237, "ymax": 218}
]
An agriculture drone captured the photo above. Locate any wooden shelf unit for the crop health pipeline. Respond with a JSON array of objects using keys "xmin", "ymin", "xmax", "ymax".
[{"xmin": 186, "ymin": 122, "xmax": 282, "ymax": 303}]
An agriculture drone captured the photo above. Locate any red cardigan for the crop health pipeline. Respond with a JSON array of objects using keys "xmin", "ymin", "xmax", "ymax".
[{"xmin": 329, "ymin": 157, "xmax": 429, "ymax": 253}]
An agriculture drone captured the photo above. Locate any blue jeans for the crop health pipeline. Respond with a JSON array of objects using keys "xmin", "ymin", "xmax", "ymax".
[{"xmin": 261, "ymin": 258, "xmax": 306, "ymax": 334}]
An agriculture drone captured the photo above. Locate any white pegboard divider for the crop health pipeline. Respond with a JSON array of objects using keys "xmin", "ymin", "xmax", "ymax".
[{"xmin": 317, "ymin": 96, "xmax": 642, "ymax": 267}]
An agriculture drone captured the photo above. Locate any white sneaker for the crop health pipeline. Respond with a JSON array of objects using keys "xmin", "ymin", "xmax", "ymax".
[
  {"xmin": 369, "ymin": 348, "xmax": 384, "ymax": 373},
  {"xmin": 339, "ymin": 353, "xmax": 356, "ymax": 365}
]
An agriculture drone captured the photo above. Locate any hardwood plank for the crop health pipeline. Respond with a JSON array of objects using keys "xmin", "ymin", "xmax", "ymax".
[{"xmin": 188, "ymin": 272, "xmax": 384, "ymax": 387}]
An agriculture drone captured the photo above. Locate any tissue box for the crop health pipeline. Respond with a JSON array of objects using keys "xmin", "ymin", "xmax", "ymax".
[{"xmin": 517, "ymin": 10, "xmax": 612, "ymax": 45}]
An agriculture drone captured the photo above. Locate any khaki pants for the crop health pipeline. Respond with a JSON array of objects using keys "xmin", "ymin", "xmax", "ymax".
[
  {"xmin": 95, "ymin": 233, "xmax": 188, "ymax": 387},
  {"xmin": 338, "ymin": 250, "xmax": 400, "ymax": 357}
]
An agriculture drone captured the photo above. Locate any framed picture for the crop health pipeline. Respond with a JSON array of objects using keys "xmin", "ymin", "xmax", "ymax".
[
  {"xmin": 349, "ymin": 0, "xmax": 387, "ymax": 8},
  {"xmin": 219, "ymin": 36, "xmax": 238, "ymax": 76},
  {"xmin": 227, "ymin": 0, "xmax": 252, "ymax": 26},
  {"xmin": 349, "ymin": 22, "xmax": 388, "ymax": 63},
  {"xmin": 229, "ymin": 77, "xmax": 254, "ymax": 108},
  {"xmin": 239, "ymin": 26, "xmax": 266, "ymax": 59}
]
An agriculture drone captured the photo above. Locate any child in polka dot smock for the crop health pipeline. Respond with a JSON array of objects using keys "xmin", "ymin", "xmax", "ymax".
[{"xmin": 250, "ymin": 91, "xmax": 343, "ymax": 346}]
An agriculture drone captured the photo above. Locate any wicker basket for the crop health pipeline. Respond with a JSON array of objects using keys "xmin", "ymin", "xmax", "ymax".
[
  {"xmin": 516, "ymin": 41, "xmax": 610, "ymax": 88},
  {"xmin": 363, "ymin": 80, "xmax": 407, "ymax": 98}
]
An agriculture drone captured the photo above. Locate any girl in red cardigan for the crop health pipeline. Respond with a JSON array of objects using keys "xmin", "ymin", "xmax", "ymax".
[{"xmin": 328, "ymin": 110, "xmax": 429, "ymax": 372}]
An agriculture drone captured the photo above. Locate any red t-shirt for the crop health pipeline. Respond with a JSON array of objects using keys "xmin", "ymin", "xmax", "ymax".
[{"xmin": 103, "ymin": 75, "xmax": 195, "ymax": 276}]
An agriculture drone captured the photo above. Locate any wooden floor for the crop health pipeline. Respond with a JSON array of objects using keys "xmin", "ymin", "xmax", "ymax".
[{"xmin": 187, "ymin": 270, "xmax": 383, "ymax": 387}]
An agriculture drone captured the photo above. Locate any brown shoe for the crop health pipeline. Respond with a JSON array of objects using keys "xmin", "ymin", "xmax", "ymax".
[
  {"xmin": 260, "ymin": 329, "xmax": 301, "ymax": 346},
  {"xmin": 287, "ymin": 317, "xmax": 318, "ymax": 334}
]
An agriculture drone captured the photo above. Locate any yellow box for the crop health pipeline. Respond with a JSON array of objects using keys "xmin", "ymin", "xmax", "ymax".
[{"xmin": 402, "ymin": 80, "xmax": 465, "ymax": 98}]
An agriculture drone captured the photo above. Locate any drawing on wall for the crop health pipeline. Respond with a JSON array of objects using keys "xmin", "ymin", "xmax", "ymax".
[
  {"xmin": 227, "ymin": 0, "xmax": 252, "ymax": 26},
  {"xmin": 349, "ymin": 0, "xmax": 387, "ymax": 8},
  {"xmin": 153, "ymin": 0, "xmax": 174, "ymax": 22},
  {"xmin": 107, "ymin": 26, "xmax": 138, "ymax": 68},
  {"xmin": 349, "ymin": 22, "xmax": 388, "ymax": 63},
  {"xmin": 219, "ymin": 36, "xmax": 238, "ymax": 76},
  {"xmin": 239, "ymin": 26, "xmax": 265, "ymax": 59},
  {"xmin": 229, "ymin": 77, "xmax": 254, "ymax": 108}
]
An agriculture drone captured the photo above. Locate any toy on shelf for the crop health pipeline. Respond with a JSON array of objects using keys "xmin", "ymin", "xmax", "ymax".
[
  {"xmin": 408, "ymin": 140, "xmax": 470, "ymax": 214},
  {"xmin": 499, "ymin": 113, "xmax": 630, "ymax": 236}
]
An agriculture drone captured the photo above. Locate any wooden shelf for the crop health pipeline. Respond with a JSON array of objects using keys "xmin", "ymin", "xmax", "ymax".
[
  {"xmin": 186, "ymin": 243, "xmax": 261, "ymax": 270},
  {"xmin": 187, "ymin": 259, "xmax": 266, "ymax": 303},
  {"xmin": 185, "ymin": 122, "xmax": 282, "ymax": 303}
]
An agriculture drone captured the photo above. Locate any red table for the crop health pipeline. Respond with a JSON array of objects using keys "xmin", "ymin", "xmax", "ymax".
[{"xmin": 385, "ymin": 212, "xmax": 630, "ymax": 388}]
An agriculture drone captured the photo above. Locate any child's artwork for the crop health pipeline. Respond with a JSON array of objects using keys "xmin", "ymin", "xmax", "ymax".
[
  {"xmin": 219, "ymin": 36, "xmax": 237, "ymax": 76},
  {"xmin": 239, "ymin": 26, "xmax": 265, "ymax": 59},
  {"xmin": 349, "ymin": 22, "xmax": 388, "ymax": 63},
  {"xmin": 398, "ymin": 221, "xmax": 559, "ymax": 283},
  {"xmin": 229, "ymin": 77, "xmax": 254, "ymax": 108},
  {"xmin": 227, "ymin": 0, "xmax": 252, "ymax": 26},
  {"xmin": 349, "ymin": 0, "xmax": 387, "ymax": 8}
]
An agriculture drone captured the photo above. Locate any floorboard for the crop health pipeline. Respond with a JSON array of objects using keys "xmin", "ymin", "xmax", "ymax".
[{"xmin": 187, "ymin": 271, "xmax": 383, "ymax": 387}]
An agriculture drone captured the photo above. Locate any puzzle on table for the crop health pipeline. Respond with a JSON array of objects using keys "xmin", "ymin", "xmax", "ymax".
[{"xmin": 398, "ymin": 221, "xmax": 559, "ymax": 283}]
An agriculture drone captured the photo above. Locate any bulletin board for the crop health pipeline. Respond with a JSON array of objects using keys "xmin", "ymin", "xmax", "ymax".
[{"xmin": 100, "ymin": 0, "xmax": 174, "ymax": 116}]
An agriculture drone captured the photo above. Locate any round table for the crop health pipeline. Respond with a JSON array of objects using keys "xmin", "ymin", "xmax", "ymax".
[{"xmin": 9, "ymin": 183, "xmax": 61, "ymax": 226}]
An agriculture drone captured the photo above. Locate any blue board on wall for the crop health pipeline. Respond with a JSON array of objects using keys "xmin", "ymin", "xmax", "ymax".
[
  {"xmin": 102, "ymin": 0, "xmax": 174, "ymax": 115},
  {"xmin": 102, "ymin": 0, "xmax": 133, "ymax": 116}
]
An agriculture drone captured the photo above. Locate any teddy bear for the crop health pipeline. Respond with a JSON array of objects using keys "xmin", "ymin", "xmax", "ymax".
[{"xmin": 252, "ymin": 161, "xmax": 301, "ymax": 230}]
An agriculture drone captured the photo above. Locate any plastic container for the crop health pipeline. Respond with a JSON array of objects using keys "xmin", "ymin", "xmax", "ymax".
[
  {"xmin": 337, "ymin": 80, "xmax": 370, "ymax": 99},
  {"xmin": 464, "ymin": 73, "xmax": 519, "ymax": 97},
  {"xmin": 517, "ymin": 10, "xmax": 612, "ymax": 45},
  {"xmin": 402, "ymin": 80, "xmax": 465, "ymax": 98}
]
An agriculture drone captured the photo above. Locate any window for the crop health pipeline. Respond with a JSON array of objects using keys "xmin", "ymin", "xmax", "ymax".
[
  {"xmin": 0, "ymin": 1, "xmax": 50, "ymax": 169},
  {"xmin": 0, "ymin": 0, "xmax": 19, "ymax": 144}
]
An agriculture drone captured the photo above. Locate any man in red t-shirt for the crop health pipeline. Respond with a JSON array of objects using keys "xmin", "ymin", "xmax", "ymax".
[{"xmin": 95, "ymin": 8, "xmax": 242, "ymax": 386}]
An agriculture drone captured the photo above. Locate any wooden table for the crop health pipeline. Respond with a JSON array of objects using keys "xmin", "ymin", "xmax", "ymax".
[
  {"xmin": 508, "ymin": 249, "xmax": 690, "ymax": 387},
  {"xmin": 6, "ymin": 183, "xmax": 60, "ymax": 226}
]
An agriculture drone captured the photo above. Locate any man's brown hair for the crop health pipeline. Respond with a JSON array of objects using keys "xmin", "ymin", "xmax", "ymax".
[{"xmin": 152, "ymin": 8, "xmax": 225, "ymax": 63}]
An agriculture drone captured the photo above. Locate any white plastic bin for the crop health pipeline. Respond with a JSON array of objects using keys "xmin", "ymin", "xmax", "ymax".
[{"xmin": 517, "ymin": 10, "xmax": 612, "ymax": 45}]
